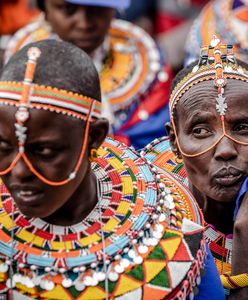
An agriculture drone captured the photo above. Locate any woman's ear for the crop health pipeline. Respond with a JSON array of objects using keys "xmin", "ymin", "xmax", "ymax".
[
  {"xmin": 165, "ymin": 122, "xmax": 181, "ymax": 157},
  {"xmin": 88, "ymin": 118, "xmax": 109, "ymax": 150}
]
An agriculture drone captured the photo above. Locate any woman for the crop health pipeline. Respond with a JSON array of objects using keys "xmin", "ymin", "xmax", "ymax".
[
  {"xmin": 4, "ymin": 0, "xmax": 172, "ymax": 149},
  {"xmin": 0, "ymin": 39, "xmax": 224, "ymax": 299},
  {"xmin": 141, "ymin": 37, "xmax": 248, "ymax": 297}
]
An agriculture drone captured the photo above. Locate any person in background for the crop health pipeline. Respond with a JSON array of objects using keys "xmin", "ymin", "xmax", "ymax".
[
  {"xmin": 4, "ymin": 0, "xmax": 173, "ymax": 150},
  {"xmin": 0, "ymin": 0, "xmax": 39, "ymax": 69},
  {"xmin": 0, "ymin": 39, "xmax": 224, "ymax": 300},
  {"xmin": 141, "ymin": 37, "xmax": 248, "ymax": 297},
  {"xmin": 185, "ymin": 0, "xmax": 248, "ymax": 65}
]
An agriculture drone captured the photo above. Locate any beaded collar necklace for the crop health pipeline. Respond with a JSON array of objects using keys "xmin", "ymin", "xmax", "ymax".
[{"xmin": 0, "ymin": 137, "xmax": 207, "ymax": 299}]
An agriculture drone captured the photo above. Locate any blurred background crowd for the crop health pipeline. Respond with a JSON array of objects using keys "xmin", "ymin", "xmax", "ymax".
[{"xmin": 0, "ymin": 0, "xmax": 209, "ymax": 72}]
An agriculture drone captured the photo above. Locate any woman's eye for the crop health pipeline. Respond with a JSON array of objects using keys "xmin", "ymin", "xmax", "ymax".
[
  {"xmin": 234, "ymin": 123, "xmax": 248, "ymax": 133},
  {"xmin": 192, "ymin": 127, "xmax": 211, "ymax": 137},
  {"xmin": 33, "ymin": 146, "xmax": 58, "ymax": 158},
  {"xmin": 56, "ymin": 4, "xmax": 77, "ymax": 16}
]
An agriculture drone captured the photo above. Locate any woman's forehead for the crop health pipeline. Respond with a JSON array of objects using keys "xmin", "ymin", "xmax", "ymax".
[
  {"xmin": 0, "ymin": 105, "xmax": 83, "ymax": 133},
  {"xmin": 178, "ymin": 79, "xmax": 248, "ymax": 113}
]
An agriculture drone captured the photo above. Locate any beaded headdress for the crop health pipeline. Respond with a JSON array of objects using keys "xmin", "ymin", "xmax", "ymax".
[
  {"xmin": 0, "ymin": 47, "xmax": 102, "ymax": 185},
  {"xmin": 170, "ymin": 36, "xmax": 248, "ymax": 157}
]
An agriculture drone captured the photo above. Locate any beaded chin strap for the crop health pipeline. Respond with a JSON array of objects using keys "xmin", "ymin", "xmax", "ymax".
[
  {"xmin": 170, "ymin": 36, "xmax": 248, "ymax": 158},
  {"xmin": 0, "ymin": 47, "xmax": 101, "ymax": 186}
]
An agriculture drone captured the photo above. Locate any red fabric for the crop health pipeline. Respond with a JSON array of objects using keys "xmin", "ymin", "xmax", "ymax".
[
  {"xmin": 156, "ymin": 13, "xmax": 184, "ymax": 34},
  {"xmin": 0, "ymin": 0, "xmax": 39, "ymax": 35}
]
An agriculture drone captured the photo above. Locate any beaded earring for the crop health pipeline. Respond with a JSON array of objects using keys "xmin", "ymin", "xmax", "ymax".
[
  {"xmin": 89, "ymin": 149, "xmax": 98, "ymax": 162},
  {"xmin": 175, "ymin": 154, "xmax": 183, "ymax": 164}
]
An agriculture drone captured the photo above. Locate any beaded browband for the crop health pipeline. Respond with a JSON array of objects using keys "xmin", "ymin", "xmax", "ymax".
[
  {"xmin": 0, "ymin": 47, "xmax": 102, "ymax": 186},
  {"xmin": 169, "ymin": 36, "xmax": 248, "ymax": 158}
]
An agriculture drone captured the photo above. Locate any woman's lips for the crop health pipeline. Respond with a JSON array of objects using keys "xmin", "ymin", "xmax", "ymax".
[
  {"xmin": 10, "ymin": 186, "xmax": 44, "ymax": 205},
  {"xmin": 215, "ymin": 174, "xmax": 243, "ymax": 187},
  {"xmin": 16, "ymin": 190, "xmax": 43, "ymax": 204},
  {"xmin": 214, "ymin": 167, "xmax": 244, "ymax": 187}
]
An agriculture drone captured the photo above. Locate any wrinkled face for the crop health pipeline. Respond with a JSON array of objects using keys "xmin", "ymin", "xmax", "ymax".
[
  {"xmin": 174, "ymin": 80, "xmax": 248, "ymax": 203},
  {"xmin": 0, "ymin": 106, "xmax": 90, "ymax": 218},
  {"xmin": 44, "ymin": 0, "xmax": 115, "ymax": 54}
]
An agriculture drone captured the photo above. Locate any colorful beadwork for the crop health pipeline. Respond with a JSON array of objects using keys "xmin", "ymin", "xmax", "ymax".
[
  {"xmin": 221, "ymin": 272, "xmax": 248, "ymax": 289},
  {"xmin": 185, "ymin": 0, "xmax": 248, "ymax": 65},
  {"xmin": 141, "ymin": 136, "xmax": 232, "ymax": 277},
  {"xmin": 0, "ymin": 137, "xmax": 206, "ymax": 299},
  {"xmin": 0, "ymin": 81, "xmax": 101, "ymax": 121}
]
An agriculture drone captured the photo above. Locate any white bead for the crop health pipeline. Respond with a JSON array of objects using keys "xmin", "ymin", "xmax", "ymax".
[
  {"xmin": 120, "ymin": 259, "xmax": 130, "ymax": 268},
  {"xmin": 158, "ymin": 71, "xmax": 169, "ymax": 82},
  {"xmin": 108, "ymin": 272, "xmax": 119, "ymax": 282},
  {"xmin": 62, "ymin": 278, "xmax": 73, "ymax": 288},
  {"xmin": 138, "ymin": 110, "xmax": 149, "ymax": 121},
  {"xmin": 94, "ymin": 272, "xmax": 106, "ymax": 282},
  {"xmin": 73, "ymin": 267, "xmax": 79, "ymax": 273},
  {"xmin": 75, "ymin": 281, "xmax": 86, "ymax": 291},
  {"xmin": 43, "ymin": 280, "xmax": 55, "ymax": 291},
  {"xmin": 0, "ymin": 263, "xmax": 8, "ymax": 273},
  {"xmin": 128, "ymin": 249, "xmax": 136, "ymax": 259},
  {"xmin": 192, "ymin": 65, "xmax": 199, "ymax": 73},
  {"xmin": 138, "ymin": 245, "xmax": 148, "ymax": 254},
  {"xmin": 6, "ymin": 278, "xmax": 15, "ymax": 288},
  {"xmin": 45, "ymin": 267, "xmax": 51, "ymax": 273},
  {"xmin": 114, "ymin": 264, "xmax": 124, "ymax": 274},
  {"xmin": 59, "ymin": 268, "xmax": 66, "ymax": 274},
  {"xmin": 69, "ymin": 172, "xmax": 76, "ymax": 180},
  {"xmin": 133, "ymin": 256, "xmax": 143, "ymax": 265}
]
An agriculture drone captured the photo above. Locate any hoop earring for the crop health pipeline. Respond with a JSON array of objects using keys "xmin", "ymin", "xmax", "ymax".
[
  {"xmin": 175, "ymin": 154, "xmax": 183, "ymax": 164},
  {"xmin": 89, "ymin": 149, "xmax": 98, "ymax": 162}
]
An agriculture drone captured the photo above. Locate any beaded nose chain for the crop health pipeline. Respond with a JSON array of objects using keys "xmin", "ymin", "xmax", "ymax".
[
  {"xmin": 170, "ymin": 36, "xmax": 248, "ymax": 158},
  {"xmin": 0, "ymin": 47, "xmax": 101, "ymax": 186}
]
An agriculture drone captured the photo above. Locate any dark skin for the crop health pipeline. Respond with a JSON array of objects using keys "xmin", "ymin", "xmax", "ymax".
[
  {"xmin": 44, "ymin": 0, "xmax": 115, "ymax": 55},
  {"xmin": 166, "ymin": 80, "xmax": 248, "ymax": 234},
  {"xmin": 230, "ymin": 192, "xmax": 248, "ymax": 300},
  {"xmin": 0, "ymin": 105, "xmax": 109, "ymax": 226}
]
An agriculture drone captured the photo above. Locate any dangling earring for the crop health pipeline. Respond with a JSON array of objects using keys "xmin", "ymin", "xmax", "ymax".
[
  {"xmin": 175, "ymin": 153, "xmax": 183, "ymax": 164},
  {"xmin": 89, "ymin": 149, "xmax": 98, "ymax": 162}
]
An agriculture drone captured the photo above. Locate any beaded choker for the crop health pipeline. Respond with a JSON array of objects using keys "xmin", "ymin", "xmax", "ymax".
[{"xmin": 0, "ymin": 47, "xmax": 102, "ymax": 186}]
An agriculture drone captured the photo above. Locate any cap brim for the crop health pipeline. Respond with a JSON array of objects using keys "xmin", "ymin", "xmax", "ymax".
[{"xmin": 65, "ymin": 0, "xmax": 130, "ymax": 9}]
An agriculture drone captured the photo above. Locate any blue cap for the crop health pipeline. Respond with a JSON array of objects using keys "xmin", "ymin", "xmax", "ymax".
[{"xmin": 65, "ymin": 0, "xmax": 130, "ymax": 9}]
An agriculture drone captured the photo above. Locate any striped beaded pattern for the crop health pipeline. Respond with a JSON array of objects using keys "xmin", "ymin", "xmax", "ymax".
[
  {"xmin": 169, "ymin": 63, "xmax": 248, "ymax": 115},
  {"xmin": 0, "ymin": 81, "xmax": 102, "ymax": 120}
]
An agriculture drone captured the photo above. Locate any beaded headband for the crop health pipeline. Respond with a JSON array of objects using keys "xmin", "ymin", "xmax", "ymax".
[
  {"xmin": 170, "ymin": 36, "xmax": 248, "ymax": 115},
  {"xmin": 0, "ymin": 47, "xmax": 102, "ymax": 186},
  {"xmin": 170, "ymin": 36, "xmax": 248, "ymax": 158}
]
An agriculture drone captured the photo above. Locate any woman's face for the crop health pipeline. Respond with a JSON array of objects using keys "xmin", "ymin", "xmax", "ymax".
[
  {"xmin": 173, "ymin": 80, "xmax": 248, "ymax": 203},
  {"xmin": 0, "ymin": 106, "xmax": 102, "ymax": 219},
  {"xmin": 44, "ymin": 0, "xmax": 115, "ymax": 55}
]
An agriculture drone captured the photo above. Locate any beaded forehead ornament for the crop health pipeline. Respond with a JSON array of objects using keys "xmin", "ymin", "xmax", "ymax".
[
  {"xmin": 170, "ymin": 36, "xmax": 248, "ymax": 157},
  {"xmin": 0, "ymin": 47, "xmax": 102, "ymax": 186}
]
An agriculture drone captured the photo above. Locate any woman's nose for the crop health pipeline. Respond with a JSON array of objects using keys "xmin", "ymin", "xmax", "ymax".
[
  {"xmin": 73, "ymin": 7, "xmax": 92, "ymax": 30},
  {"xmin": 10, "ymin": 157, "xmax": 34, "ymax": 181},
  {"xmin": 214, "ymin": 135, "xmax": 238, "ymax": 161}
]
